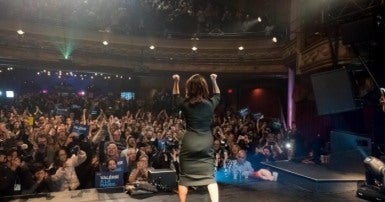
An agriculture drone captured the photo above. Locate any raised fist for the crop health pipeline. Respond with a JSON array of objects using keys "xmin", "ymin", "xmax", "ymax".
[
  {"xmin": 210, "ymin": 74, "xmax": 217, "ymax": 80},
  {"xmin": 172, "ymin": 74, "xmax": 180, "ymax": 81}
]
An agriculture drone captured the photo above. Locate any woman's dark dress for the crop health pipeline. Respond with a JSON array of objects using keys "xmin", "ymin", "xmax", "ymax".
[{"xmin": 176, "ymin": 94, "xmax": 220, "ymax": 186}]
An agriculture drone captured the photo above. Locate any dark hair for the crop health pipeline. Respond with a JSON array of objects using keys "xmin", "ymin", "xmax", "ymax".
[
  {"xmin": 54, "ymin": 147, "xmax": 69, "ymax": 167},
  {"xmin": 185, "ymin": 74, "xmax": 209, "ymax": 105},
  {"xmin": 30, "ymin": 163, "xmax": 46, "ymax": 174},
  {"xmin": 106, "ymin": 158, "xmax": 117, "ymax": 166}
]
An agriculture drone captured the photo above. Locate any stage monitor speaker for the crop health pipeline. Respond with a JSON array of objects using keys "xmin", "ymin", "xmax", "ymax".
[
  {"xmin": 311, "ymin": 68, "xmax": 361, "ymax": 115},
  {"xmin": 148, "ymin": 169, "xmax": 177, "ymax": 191},
  {"xmin": 329, "ymin": 130, "xmax": 371, "ymax": 173}
]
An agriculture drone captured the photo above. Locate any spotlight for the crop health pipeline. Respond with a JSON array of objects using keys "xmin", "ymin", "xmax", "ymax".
[
  {"xmin": 272, "ymin": 37, "xmax": 278, "ymax": 43},
  {"xmin": 102, "ymin": 41, "xmax": 109, "ymax": 46},
  {"xmin": 285, "ymin": 142, "xmax": 292, "ymax": 149},
  {"xmin": 238, "ymin": 46, "xmax": 244, "ymax": 51},
  {"xmin": 191, "ymin": 46, "xmax": 198, "ymax": 51},
  {"xmin": 257, "ymin": 17, "xmax": 262, "ymax": 22},
  {"xmin": 357, "ymin": 156, "xmax": 385, "ymax": 200},
  {"xmin": 149, "ymin": 45, "xmax": 155, "ymax": 50},
  {"xmin": 364, "ymin": 156, "xmax": 385, "ymax": 176},
  {"xmin": 78, "ymin": 91, "xmax": 85, "ymax": 96},
  {"xmin": 363, "ymin": 156, "xmax": 385, "ymax": 188}
]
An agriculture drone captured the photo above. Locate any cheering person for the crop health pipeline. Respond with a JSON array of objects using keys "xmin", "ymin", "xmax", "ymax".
[{"xmin": 172, "ymin": 73, "xmax": 220, "ymax": 202}]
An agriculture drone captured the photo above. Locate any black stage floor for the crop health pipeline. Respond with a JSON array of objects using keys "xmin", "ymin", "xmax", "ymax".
[{"xmin": 4, "ymin": 182, "xmax": 369, "ymax": 202}]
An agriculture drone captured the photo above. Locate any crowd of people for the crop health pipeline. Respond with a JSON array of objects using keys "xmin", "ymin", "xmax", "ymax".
[
  {"xmin": 0, "ymin": 87, "xmax": 298, "ymax": 197},
  {"xmin": 0, "ymin": 0, "xmax": 275, "ymax": 37}
]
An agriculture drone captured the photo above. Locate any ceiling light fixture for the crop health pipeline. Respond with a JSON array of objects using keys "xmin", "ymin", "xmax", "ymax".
[
  {"xmin": 149, "ymin": 45, "xmax": 155, "ymax": 50},
  {"xmin": 192, "ymin": 46, "xmax": 198, "ymax": 51},
  {"xmin": 238, "ymin": 46, "xmax": 244, "ymax": 51},
  {"xmin": 102, "ymin": 41, "xmax": 109, "ymax": 46}
]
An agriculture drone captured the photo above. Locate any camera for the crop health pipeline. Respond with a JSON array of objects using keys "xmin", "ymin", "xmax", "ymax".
[
  {"xmin": 165, "ymin": 138, "xmax": 178, "ymax": 153},
  {"xmin": 69, "ymin": 145, "xmax": 80, "ymax": 155},
  {"xmin": 268, "ymin": 142, "xmax": 276, "ymax": 146},
  {"xmin": 17, "ymin": 145, "xmax": 33, "ymax": 163},
  {"xmin": 253, "ymin": 113, "xmax": 264, "ymax": 120},
  {"xmin": 220, "ymin": 140, "xmax": 228, "ymax": 149}
]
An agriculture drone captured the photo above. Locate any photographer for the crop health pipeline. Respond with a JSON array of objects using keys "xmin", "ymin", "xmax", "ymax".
[
  {"xmin": 236, "ymin": 132, "xmax": 251, "ymax": 151},
  {"xmin": 213, "ymin": 139, "xmax": 229, "ymax": 170}
]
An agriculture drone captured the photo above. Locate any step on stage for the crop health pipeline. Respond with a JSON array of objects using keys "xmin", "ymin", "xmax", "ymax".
[{"xmin": 262, "ymin": 160, "xmax": 365, "ymax": 193}]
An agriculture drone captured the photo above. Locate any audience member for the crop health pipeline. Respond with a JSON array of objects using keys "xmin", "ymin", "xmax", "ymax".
[{"xmin": 50, "ymin": 146, "xmax": 87, "ymax": 191}]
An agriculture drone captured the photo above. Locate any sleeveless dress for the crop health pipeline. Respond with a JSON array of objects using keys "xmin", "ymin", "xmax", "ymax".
[{"xmin": 175, "ymin": 94, "xmax": 220, "ymax": 186}]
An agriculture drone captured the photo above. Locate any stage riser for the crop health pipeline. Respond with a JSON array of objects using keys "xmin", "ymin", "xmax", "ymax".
[{"xmin": 276, "ymin": 170, "xmax": 359, "ymax": 193}]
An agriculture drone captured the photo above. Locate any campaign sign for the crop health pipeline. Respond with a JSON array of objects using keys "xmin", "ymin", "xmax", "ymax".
[
  {"xmin": 56, "ymin": 107, "xmax": 69, "ymax": 117},
  {"xmin": 71, "ymin": 124, "xmax": 89, "ymax": 138},
  {"xmin": 95, "ymin": 171, "xmax": 124, "ymax": 188},
  {"xmin": 116, "ymin": 157, "xmax": 128, "ymax": 173}
]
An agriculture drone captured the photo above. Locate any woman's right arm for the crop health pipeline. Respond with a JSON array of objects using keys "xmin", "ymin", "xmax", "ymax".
[
  {"xmin": 210, "ymin": 74, "xmax": 220, "ymax": 94},
  {"xmin": 172, "ymin": 74, "xmax": 180, "ymax": 95}
]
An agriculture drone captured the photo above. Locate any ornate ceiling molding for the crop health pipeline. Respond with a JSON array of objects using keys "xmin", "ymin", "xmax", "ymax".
[
  {"xmin": 0, "ymin": 19, "xmax": 288, "ymax": 76},
  {"xmin": 0, "ymin": 19, "xmax": 357, "ymax": 77}
]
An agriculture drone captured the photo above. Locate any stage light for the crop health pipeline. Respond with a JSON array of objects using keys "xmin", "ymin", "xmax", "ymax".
[
  {"xmin": 59, "ymin": 40, "xmax": 74, "ymax": 60},
  {"xmin": 364, "ymin": 156, "xmax": 385, "ymax": 188},
  {"xmin": 78, "ymin": 91, "xmax": 85, "ymax": 96},
  {"xmin": 272, "ymin": 37, "xmax": 278, "ymax": 43},
  {"xmin": 192, "ymin": 46, "xmax": 198, "ymax": 51},
  {"xmin": 238, "ymin": 46, "xmax": 244, "ymax": 51},
  {"xmin": 285, "ymin": 142, "xmax": 292, "ymax": 149},
  {"xmin": 257, "ymin": 17, "xmax": 262, "ymax": 22},
  {"xmin": 17, "ymin": 30, "xmax": 24, "ymax": 35},
  {"xmin": 149, "ymin": 45, "xmax": 155, "ymax": 50},
  {"xmin": 364, "ymin": 156, "xmax": 385, "ymax": 176},
  {"xmin": 102, "ymin": 41, "xmax": 109, "ymax": 46}
]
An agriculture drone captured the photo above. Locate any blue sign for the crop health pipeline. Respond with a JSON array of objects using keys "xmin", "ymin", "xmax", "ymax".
[
  {"xmin": 71, "ymin": 124, "xmax": 89, "ymax": 138},
  {"xmin": 95, "ymin": 171, "xmax": 124, "ymax": 188}
]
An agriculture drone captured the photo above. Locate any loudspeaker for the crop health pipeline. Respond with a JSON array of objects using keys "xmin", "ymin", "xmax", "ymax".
[
  {"xmin": 148, "ymin": 169, "xmax": 177, "ymax": 191},
  {"xmin": 311, "ymin": 68, "xmax": 361, "ymax": 115},
  {"xmin": 341, "ymin": 17, "xmax": 376, "ymax": 44}
]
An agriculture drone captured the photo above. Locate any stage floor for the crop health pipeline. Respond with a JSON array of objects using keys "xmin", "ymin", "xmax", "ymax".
[{"xmin": 6, "ymin": 181, "xmax": 368, "ymax": 202}]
